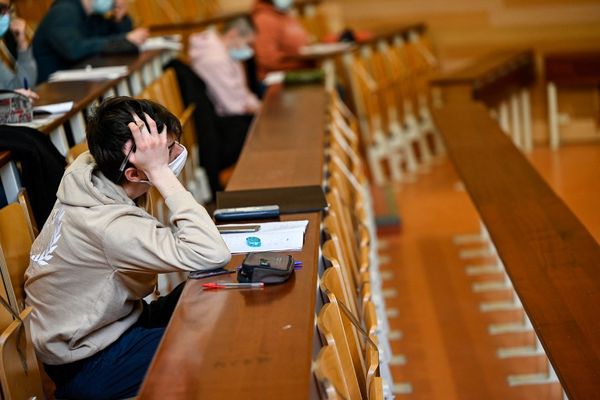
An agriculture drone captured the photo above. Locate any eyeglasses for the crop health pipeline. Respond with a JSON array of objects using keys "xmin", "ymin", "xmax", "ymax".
[{"xmin": 116, "ymin": 141, "xmax": 178, "ymax": 183}]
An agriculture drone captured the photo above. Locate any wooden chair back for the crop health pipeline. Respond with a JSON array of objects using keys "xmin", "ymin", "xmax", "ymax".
[
  {"xmin": 0, "ymin": 254, "xmax": 14, "ymax": 331},
  {"xmin": 66, "ymin": 141, "xmax": 90, "ymax": 165},
  {"xmin": 321, "ymin": 265, "xmax": 367, "ymax": 390},
  {"xmin": 325, "ymin": 192, "xmax": 363, "ymax": 283},
  {"xmin": 0, "ymin": 306, "xmax": 44, "ymax": 400},
  {"xmin": 321, "ymin": 225, "xmax": 360, "ymax": 309},
  {"xmin": 17, "ymin": 190, "xmax": 38, "ymax": 239},
  {"xmin": 317, "ymin": 302, "xmax": 363, "ymax": 400},
  {"xmin": 362, "ymin": 299, "xmax": 380, "ymax": 393},
  {"xmin": 0, "ymin": 197, "xmax": 36, "ymax": 312},
  {"xmin": 314, "ymin": 345, "xmax": 348, "ymax": 400},
  {"xmin": 369, "ymin": 376, "xmax": 385, "ymax": 400},
  {"xmin": 387, "ymin": 37, "xmax": 420, "ymax": 114}
]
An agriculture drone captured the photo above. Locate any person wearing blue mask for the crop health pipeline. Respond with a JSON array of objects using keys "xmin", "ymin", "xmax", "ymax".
[
  {"xmin": 0, "ymin": 0, "xmax": 37, "ymax": 96},
  {"xmin": 189, "ymin": 17, "xmax": 261, "ymax": 117},
  {"xmin": 187, "ymin": 17, "xmax": 261, "ymax": 196},
  {"xmin": 32, "ymin": 0, "xmax": 149, "ymax": 83}
]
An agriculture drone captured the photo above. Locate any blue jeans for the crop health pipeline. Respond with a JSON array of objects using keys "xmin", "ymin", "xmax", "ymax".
[{"xmin": 45, "ymin": 282, "xmax": 185, "ymax": 400}]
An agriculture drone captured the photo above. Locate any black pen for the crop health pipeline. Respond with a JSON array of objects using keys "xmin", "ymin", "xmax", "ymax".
[
  {"xmin": 23, "ymin": 78, "xmax": 28, "ymax": 90},
  {"xmin": 188, "ymin": 269, "xmax": 235, "ymax": 280}
]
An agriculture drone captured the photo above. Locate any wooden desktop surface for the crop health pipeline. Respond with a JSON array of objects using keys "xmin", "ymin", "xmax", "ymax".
[
  {"xmin": 430, "ymin": 49, "xmax": 535, "ymax": 106},
  {"xmin": 544, "ymin": 50, "xmax": 600, "ymax": 86},
  {"xmin": 227, "ymin": 84, "xmax": 327, "ymax": 191},
  {"xmin": 138, "ymin": 84, "xmax": 327, "ymax": 399},
  {"xmin": 34, "ymin": 50, "xmax": 163, "ymax": 134},
  {"xmin": 432, "ymin": 102, "xmax": 600, "ymax": 399}
]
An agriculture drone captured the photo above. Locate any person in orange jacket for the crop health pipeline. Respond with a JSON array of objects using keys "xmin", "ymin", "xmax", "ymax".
[{"xmin": 251, "ymin": 0, "xmax": 312, "ymax": 79}]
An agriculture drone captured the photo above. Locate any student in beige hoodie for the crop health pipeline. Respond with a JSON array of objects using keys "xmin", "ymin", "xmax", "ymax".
[{"xmin": 24, "ymin": 97, "xmax": 231, "ymax": 399}]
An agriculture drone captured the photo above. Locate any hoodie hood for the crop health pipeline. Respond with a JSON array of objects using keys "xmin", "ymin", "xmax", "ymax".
[{"xmin": 57, "ymin": 151, "xmax": 135, "ymax": 208}]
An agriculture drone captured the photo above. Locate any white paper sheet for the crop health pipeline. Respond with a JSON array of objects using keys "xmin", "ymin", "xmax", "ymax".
[
  {"xmin": 33, "ymin": 101, "xmax": 73, "ymax": 114},
  {"xmin": 220, "ymin": 220, "xmax": 309, "ymax": 253},
  {"xmin": 263, "ymin": 71, "xmax": 285, "ymax": 86},
  {"xmin": 48, "ymin": 66, "xmax": 128, "ymax": 82},
  {"xmin": 298, "ymin": 42, "xmax": 352, "ymax": 56},
  {"xmin": 140, "ymin": 36, "xmax": 183, "ymax": 51}
]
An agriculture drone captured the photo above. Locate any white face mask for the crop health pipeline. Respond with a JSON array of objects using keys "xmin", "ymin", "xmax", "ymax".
[
  {"xmin": 92, "ymin": 0, "xmax": 114, "ymax": 14},
  {"xmin": 0, "ymin": 15, "xmax": 10, "ymax": 38},
  {"xmin": 168, "ymin": 143, "xmax": 187, "ymax": 177},
  {"xmin": 228, "ymin": 46, "xmax": 254, "ymax": 61},
  {"xmin": 138, "ymin": 143, "xmax": 188, "ymax": 185}
]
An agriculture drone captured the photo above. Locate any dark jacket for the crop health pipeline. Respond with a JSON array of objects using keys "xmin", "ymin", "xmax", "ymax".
[
  {"xmin": 0, "ymin": 125, "xmax": 66, "ymax": 226},
  {"xmin": 32, "ymin": 0, "xmax": 135, "ymax": 83}
]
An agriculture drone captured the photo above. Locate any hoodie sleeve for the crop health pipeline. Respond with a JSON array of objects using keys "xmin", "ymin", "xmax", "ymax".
[{"xmin": 103, "ymin": 191, "xmax": 231, "ymax": 273}]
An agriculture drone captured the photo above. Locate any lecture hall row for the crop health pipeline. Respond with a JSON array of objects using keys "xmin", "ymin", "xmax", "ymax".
[{"xmin": 0, "ymin": 0, "xmax": 598, "ymax": 399}]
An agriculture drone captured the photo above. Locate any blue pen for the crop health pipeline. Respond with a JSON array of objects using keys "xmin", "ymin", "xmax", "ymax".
[{"xmin": 23, "ymin": 78, "xmax": 28, "ymax": 90}]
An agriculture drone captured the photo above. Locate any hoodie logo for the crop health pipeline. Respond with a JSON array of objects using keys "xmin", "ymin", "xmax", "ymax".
[{"xmin": 31, "ymin": 208, "xmax": 65, "ymax": 266}]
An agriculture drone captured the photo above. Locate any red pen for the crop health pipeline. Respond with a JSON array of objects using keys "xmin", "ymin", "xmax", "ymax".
[{"xmin": 202, "ymin": 282, "xmax": 264, "ymax": 290}]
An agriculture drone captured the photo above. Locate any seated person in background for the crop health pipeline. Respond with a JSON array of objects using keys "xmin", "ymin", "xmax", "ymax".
[
  {"xmin": 0, "ymin": 0, "xmax": 37, "ymax": 97},
  {"xmin": 189, "ymin": 17, "xmax": 261, "ymax": 117},
  {"xmin": 25, "ymin": 97, "xmax": 231, "ymax": 399},
  {"xmin": 252, "ymin": 0, "xmax": 312, "ymax": 79},
  {"xmin": 33, "ymin": 0, "xmax": 149, "ymax": 83}
]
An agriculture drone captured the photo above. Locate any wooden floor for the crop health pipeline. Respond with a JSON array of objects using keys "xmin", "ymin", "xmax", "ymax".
[{"xmin": 376, "ymin": 143, "xmax": 600, "ymax": 399}]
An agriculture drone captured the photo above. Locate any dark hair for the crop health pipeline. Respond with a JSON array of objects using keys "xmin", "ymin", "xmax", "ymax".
[
  {"xmin": 86, "ymin": 96, "xmax": 182, "ymax": 184},
  {"xmin": 222, "ymin": 16, "xmax": 256, "ymax": 36}
]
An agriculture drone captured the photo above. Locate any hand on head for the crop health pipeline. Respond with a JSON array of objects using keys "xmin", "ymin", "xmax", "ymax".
[
  {"xmin": 9, "ymin": 17, "xmax": 28, "ymax": 50},
  {"xmin": 123, "ymin": 112, "xmax": 170, "ymax": 181}
]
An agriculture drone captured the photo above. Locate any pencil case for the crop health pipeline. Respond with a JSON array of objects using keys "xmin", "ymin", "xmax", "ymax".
[{"xmin": 238, "ymin": 252, "xmax": 294, "ymax": 284}]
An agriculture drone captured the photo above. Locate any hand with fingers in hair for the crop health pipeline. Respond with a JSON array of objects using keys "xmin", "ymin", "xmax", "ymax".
[{"xmin": 122, "ymin": 112, "xmax": 186, "ymax": 199}]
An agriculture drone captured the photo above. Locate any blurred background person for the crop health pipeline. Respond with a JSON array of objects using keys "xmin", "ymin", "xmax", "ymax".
[
  {"xmin": 189, "ymin": 17, "xmax": 260, "ymax": 118},
  {"xmin": 252, "ymin": 0, "xmax": 312, "ymax": 79},
  {"xmin": 0, "ymin": 0, "xmax": 37, "ymax": 95},
  {"xmin": 33, "ymin": 0, "xmax": 149, "ymax": 83}
]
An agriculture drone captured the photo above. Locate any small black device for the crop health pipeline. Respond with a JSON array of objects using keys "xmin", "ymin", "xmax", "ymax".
[
  {"xmin": 213, "ymin": 205, "xmax": 280, "ymax": 221},
  {"xmin": 238, "ymin": 252, "xmax": 294, "ymax": 284}
]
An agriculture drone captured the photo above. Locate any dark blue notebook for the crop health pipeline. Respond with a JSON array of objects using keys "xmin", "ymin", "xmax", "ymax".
[{"xmin": 216, "ymin": 185, "xmax": 327, "ymax": 214}]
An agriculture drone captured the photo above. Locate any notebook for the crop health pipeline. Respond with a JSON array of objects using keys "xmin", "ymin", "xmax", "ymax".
[{"xmin": 216, "ymin": 185, "xmax": 327, "ymax": 214}]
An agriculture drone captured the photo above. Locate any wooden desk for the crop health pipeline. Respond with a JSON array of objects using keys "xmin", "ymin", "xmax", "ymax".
[
  {"xmin": 430, "ymin": 49, "xmax": 536, "ymax": 152},
  {"xmin": 430, "ymin": 49, "xmax": 535, "ymax": 106},
  {"xmin": 32, "ymin": 50, "xmax": 166, "ymax": 153},
  {"xmin": 138, "ymin": 84, "xmax": 327, "ymax": 399},
  {"xmin": 432, "ymin": 102, "xmax": 600, "ymax": 399},
  {"xmin": 543, "ymin": 50, "xmax": 600, "ymax": 149},
  {"xmin": 544, "ymin": 51, "xmax": 600, "ymax": 86}
]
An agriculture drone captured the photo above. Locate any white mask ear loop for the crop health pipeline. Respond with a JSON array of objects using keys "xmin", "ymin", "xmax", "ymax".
[{"xmin": 126, "ymin": 143, "xmax": 188, "ymax": 185}]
